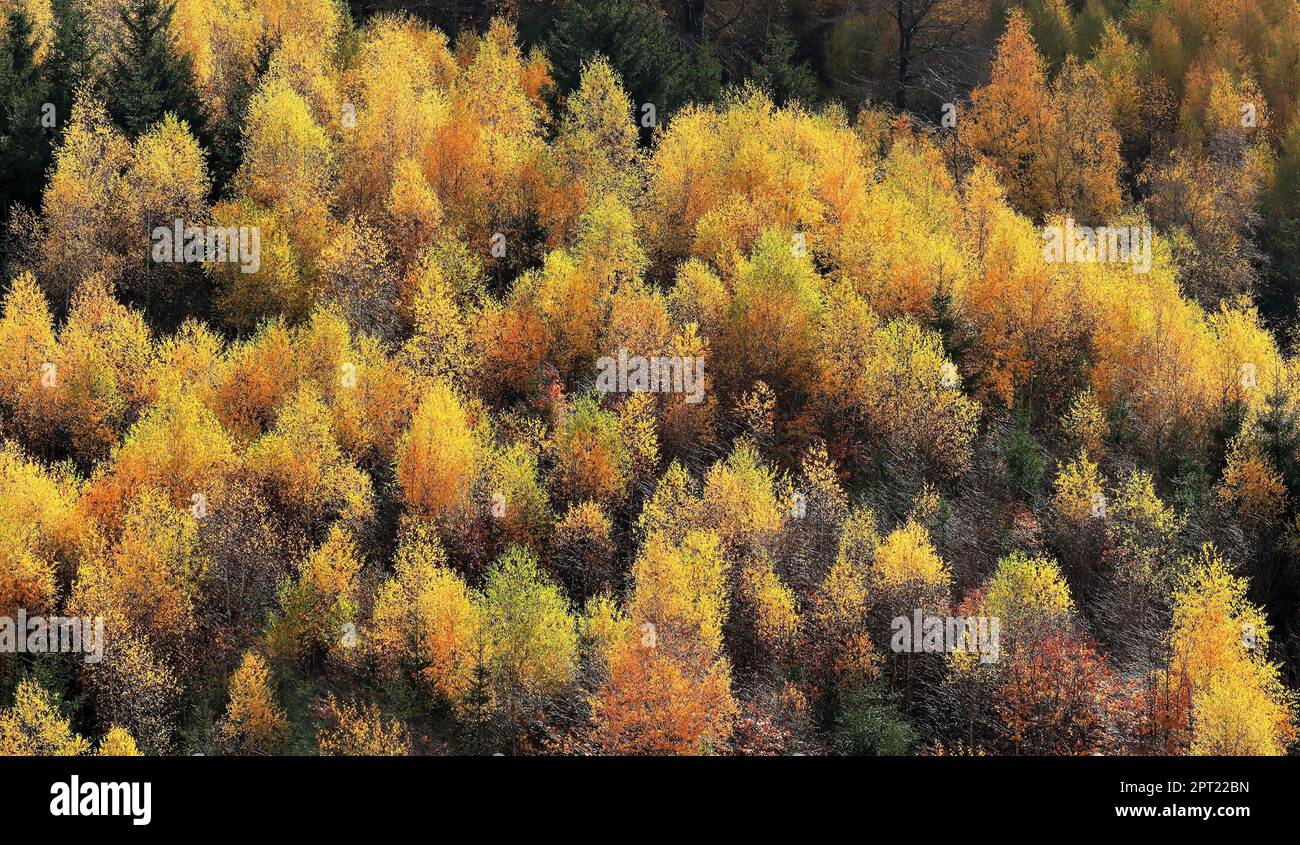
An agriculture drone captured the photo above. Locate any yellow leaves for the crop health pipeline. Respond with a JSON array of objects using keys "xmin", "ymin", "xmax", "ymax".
[
  {"xmin": 578, "ymin": 591, "xmax": 625, "ymax": 674},
  {"xmin": 0, "ymin": 513, "xmax": 57, "ymax": 619},
  {"xmin": 716, "ymin": 230, "xmax": 824, "ymax": 400},
  {"xmin": 1062, "ymin": 390, "xmax": 1109, "ymax": 459},
  {"xmin": 1090, "ymin": 19, "xmax": 1145, "ymax": 143},
  {"xmin": 806, "ymin": 551, "xmax": 876, "ymax": 691},
  {"xmin": 299, "ymin": 525, "xmax": 362, "ymax": 610},
  {"xmin": 264, "ymin": 29, "xmax": 341, "ymax": 129},
  {"xmin": 959, "ymin": 9, "xmax": 1049, "ymax": 198},
  {"xmin": 256, "ymin": 0, "xmax": 341, "ymax": 48},
  {"xmin": 173, "ymin": 0, "xmax": 264, "ymax": 120},
  {"xmin": 667, "ymin": 258, "xmax": 727, "ymax": 335},
  {"xmin": 81, "ymin": 631, "xmax": 181, "ymax": 751},
  {"xmin": 953, "ymin": 206, "xmax": 1091, "ymax": 410},
  {"xmin": 575, "ymin": 194, "xmax": 648, "ymax": 291},
  {"xmin": 1170, "ymin": 544, "xmax": 1295, "ymax": 755},
  {"xmin": 547, "ymin": 56, "xmax": 639, "ymax": 242},
  {"xmin": 244, "ymin": 384, "xmax": 375, "ymax": 532},
  {"xmin": 836, "ymin": 130, "xmax": 965, "ymax": 321},
  {"xmin": 386, "ymin": 156, "xmax": 444, "ymax": 269},
  {"xmin": 458, "ymin": 18, "xmax": 543, "ymax": 141},
  {"xmin": 614, "ymin": 390, "xmax": 658, "ymax": 482},
  {"xmin": 81, "ymin": 386, "xmax": 236, "ymax": 533},
  {"xmin": 96, "ymin": 726, "xmax": 141, "ymax": 756},
  {"xmin": 1185, "ymin": 67, "xmax": 1270, "ymax": 152},
  {"xmin": 32, "ymin": 99, "xmax": 133, "ymax": 295},
  {"xmin": 219, "ymin": 651, "xmax": 287, "ymax": 754},
  {"xmin": 401, "ymin": 248, "xmax": 474, "ymax": 384},
  {"xmin": 50, "ymin": 274, "xmax": 154, "ymax": 465},
  {"xmin": 642, "ymin": 86, "xmax": 870, "ymax": 268},
  {"xmin": 554, "ymin": 501, "xmax": 613, "ymax": 555},
  {"xmin": 1042, "ymin": 58, "xmax": 1124, "ymax": 222},
  {"xmin": 479, "ymin": 546, "xmax": 578, "ymax": 702},
  {"xmin": 1190, "ymin": 671, "xmax": 1293, "ymax": 756},
  {"xmin": 0, "ymin": 441, "xmax": 88, "ymax": 610},
  {"xmin": 341, "ymin": 16, "xmax": 455, "ymax": 220},
  {"xmin": 69, "ymin": 488, "xmax": 204, "ymax": 653},
  {"xmin": 981, "ymin": 552, "xmax": 1074, "ymax": 642},
  {"xmin": 0, "ymin": 678, "xmax": 90, "ymax": 756},
  {"xmin": 591, "ymin": 630, "xmax": 737, "ymax": 755},
  {"xmin": 1206, "ymin": 302, "xmax": 1283, "ymax": 411},
  {"xmin": 397, "ymin": 379, "xmax": 480, "ymax": 520},
  {"xmin": 1107, "ymin": 468, "xmax": 1183, "ymax": 585},
  {"xmin": 701, "ymin": 441, "xmax": 783, "ymax": 557},
  {"xmin": 124, "ymin": 113, "xmax": 211, "ymax": 233},
  {"xmin": 817, "ymin": 281, "xmax": 979, "ymax": 477},
  {"xmin": 374, "ymin": 536, "xmax": 579, "ymax": 719},
  {"xmin": 1052, "ymin": 450, "xmax": 1104, "ymax": 528},
  {"xmin": 237, "ymin": 77, "xmax": 334, "ymax": 211},
  {"xmin": 592, "ymin": 530, "xmax": 736, "ymax": 754},
  {"xmin": 316, "ymin": 694, "xmax": 410, "ymax": 756},
  {"xmin": 871, "ymin": 519, "xmax": 951, "ymax": 600},
  {"xmin": 210, "ymin": 201, "xmax": 314, "ymax": 331},
  {"xmin": 531, "ymin": 249, "xmax": 606, "ymax": 376},
  {"xmin": 628, "ymin": 530, "xmax": 729, "ymax": 659},
  {"xmin": 144, "ymin": 319, "xmax": 226, "ymax": 408},
  {"xmin": 741, "ymin": 557, "xmax": 799, "ymax": 657},
  {"xmin": 268, "ymin": 525, "xmax": 362, "ymax": 658},
  {"xmin": 0, "ymin": 0, "xmax": 51, "ymax": 63},
  {"xmin": 636, "ymin": 461, "xmax": 704, "ymax": 547},
  {"xmin": 1218, "ymin": 432, "xmax": 1289, "ymax": 521},
  {"xmin": 0, "ymin": 273, "xmax": 57, "ymax": 446},
  {"xmin": 370, "ymin": 524, "xmax": 481, "ymax": 705},
  {"xmin": 482, "ymin": 441, "xmax": 552, "ymax": 550}
]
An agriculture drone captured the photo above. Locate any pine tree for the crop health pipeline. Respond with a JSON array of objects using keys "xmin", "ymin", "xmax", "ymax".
[
  {"xmin": 748, "ymin": 25, "xmax": 819, "ymax": 108},
  {"xmin": 209, "ymin": 33, "xmax": 269, "ymax": 198},
  {"xmin": 44, "ymin": 0, "xmax": 97, "ymax": 139},
  {"xmin": 0, "ymin": 8, "xmax": 51, "ymax": 231},
  {"xmin": 105, "ymin": 0, "xmax": 206, "ymax": 141},
  {"xmin": 545, "ymin": 0, "xmax": 720, "ymax": 140}
]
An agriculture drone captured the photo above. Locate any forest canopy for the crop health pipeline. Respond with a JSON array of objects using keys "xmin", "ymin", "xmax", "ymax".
[{"xmin": 1, "ymin": 0, "xmax": 1300, "ymax": 756}]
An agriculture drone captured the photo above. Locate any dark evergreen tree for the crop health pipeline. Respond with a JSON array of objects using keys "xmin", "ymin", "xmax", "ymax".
[
  {"xmin": 44, "ymin": 0, "xmax": 97, "ymax": 139},
  {"xmin": 747, "ymin": 25, "xmax": 819, "ymax": 108},
  {"xmin": 106, "ymin": 0, "xmax": 207, "ymax": 141},
  {"xmin": 209, "ymin": 33, "xmax": 271, "ymax": 199},
  {"xmin": 0, "ymin": 8, "xmax": 52, "ymax": 263},
  {"xmin": 545, "ymin": 0, "xmax": 720, "ymax": 142}
]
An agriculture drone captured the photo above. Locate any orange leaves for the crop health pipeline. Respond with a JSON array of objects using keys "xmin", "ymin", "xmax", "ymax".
[
  {"xmin": 592, "ymin": 632, "xmax": 737, "ymax": 755},
  {"xmin": 995, "ymin": 634, "xmax": 1116, "ymax": 755},
  {"xmin": 591, "ymin": 531, "xmax": 736, "ymax": 754},
  {"xmin": 961, "ymin": 12, "xmax": 1122, "ymax": 224},
  {"xmin": 0, "ymin": 273, "xmax": 57, "ymax": 450},
  {"xmin": 219, "ymin": 651, "xmax": 287, "ymax": 754},
  {"xmin": 552, "ymin": 393, "xmax": 630, "ymax": 507},
  {"xmin": 80, "ymin": 387, "xmax": 236, "ymax": 534},
  {"xmin": 370, "ymin": 524, "xmax": 482, "ymax": 704},
  {"xmin": 396, "ymin": 379, "xmax": 480, "ymax": 521}
]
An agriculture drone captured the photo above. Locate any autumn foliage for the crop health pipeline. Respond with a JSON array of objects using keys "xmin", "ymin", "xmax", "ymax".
[{"xmin": 1, "ymin": 0, "xmax": 1299, "ymax": 758}]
